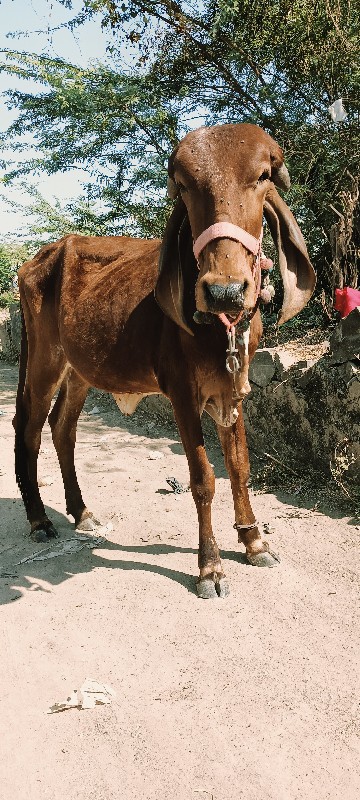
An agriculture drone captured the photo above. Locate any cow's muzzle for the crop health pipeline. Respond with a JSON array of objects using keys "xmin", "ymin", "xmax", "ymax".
[{"xmin": 204, "ymin": 282, "xmax": 246, "ymax": 314}]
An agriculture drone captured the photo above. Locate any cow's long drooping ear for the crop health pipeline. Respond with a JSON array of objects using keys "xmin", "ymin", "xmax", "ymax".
[
  {"xmin": 167, "ymin": 176, "xmax": 179, "ymax": 199},
  {"xmin": 272, "ymin": 162, "xmax": 291, "ymax": 191},
  {"xmin": 270, "ymin": 144, "xmax": 291, "ymax": 191},
  {"xmin": 167, "ymin": 145, "xmax": 180, "ymax": 199},
  {"xmin": 264, "ymin": 185, "xmax": 316, "ymax": 325},
  {"xmin": 154, "ymin": 197, "xmax": 196, "ymax": 336}
]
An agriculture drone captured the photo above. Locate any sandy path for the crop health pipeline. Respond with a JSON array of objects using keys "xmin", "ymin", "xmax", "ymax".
[{"xmin": 0, "ymin": 361, "xmax": 359, "ymax": 800}]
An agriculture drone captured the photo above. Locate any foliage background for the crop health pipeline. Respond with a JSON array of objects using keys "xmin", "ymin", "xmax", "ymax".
[{"xmin": 0, "ymin": 0, "xmax": 359, "ymax": 304}]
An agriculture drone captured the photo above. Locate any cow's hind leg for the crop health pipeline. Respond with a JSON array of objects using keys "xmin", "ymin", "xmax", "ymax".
[
  {"xmin": 48, "ymin": 369, "xmax": 103, "ymax": 532},
  {"xmin": 217, "ymin": 409, "xmax": 280, "ymax": 567},
  {"xmin": 14, "ymin": 345, "xmax": 67, "ymax": 542},
  {"xmin": 170, "ymin": 393, "xmax": 229, "ymax": 599}
]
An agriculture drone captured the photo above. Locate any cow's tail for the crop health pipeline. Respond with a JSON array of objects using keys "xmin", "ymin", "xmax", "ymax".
[
  {"xmin": 15, "ymin": 302, "xmax": 28, "ymax": 420},
  {"xmin": 13, "ymin": 300, "xmax": 30, "ymax": 509}
]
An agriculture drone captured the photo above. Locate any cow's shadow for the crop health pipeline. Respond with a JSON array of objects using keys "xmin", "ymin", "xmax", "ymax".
[
  {"xmin": 0, "ymin": 498, "xmax": 250, "ymax": 607},
  {"xmin": 78, "ymin": 400, "xmax": 356, "ymax": 516}
]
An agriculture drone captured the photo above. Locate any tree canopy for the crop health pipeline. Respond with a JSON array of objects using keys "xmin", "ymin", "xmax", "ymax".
[{"xmin": 0, "ymin": 0, "xmax": 359, "ymax": 296}]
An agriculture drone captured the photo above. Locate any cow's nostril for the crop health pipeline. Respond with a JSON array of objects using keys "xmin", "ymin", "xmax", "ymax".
[{"xmin": 205, "ymin": 282, "xmax": 245, "ymax": 311}]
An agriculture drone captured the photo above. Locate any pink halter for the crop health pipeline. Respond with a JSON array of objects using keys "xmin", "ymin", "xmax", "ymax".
[
  {"xmin": 193, "ymin": 222, "xmax": 260, "ymax": 261},
  {"xmin": 193, "ymin": 221, "xmax": 273, "ymax": 329}
]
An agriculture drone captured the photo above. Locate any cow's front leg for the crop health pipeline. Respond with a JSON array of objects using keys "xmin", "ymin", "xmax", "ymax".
[
  {"xmin": 217, "ymin": 408, "xmax": 280, "ymax": 568},
  {"xmin": 170, "ymin": 395, "xmax": 229, "ymax": 599}
]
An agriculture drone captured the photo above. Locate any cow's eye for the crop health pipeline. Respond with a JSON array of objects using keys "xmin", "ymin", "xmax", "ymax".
[
  {"xmin": 177, "ymin": 181, "xmax": 188, "ymax": 193},
  {"xmin": 258, "ymin": 171, "xmax": 270, "ymax": 183}
]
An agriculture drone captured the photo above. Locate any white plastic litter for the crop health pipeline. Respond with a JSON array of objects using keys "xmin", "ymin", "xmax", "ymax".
[
  {"xmin": 48, "ymin": 678, "xmax": 116, "ymax": 713},
  {"xmin": 75, "ymin": 519, "xmax": 113, "ymax": 535},
  {"xmin": 38, "ymin": 475, "xmax": 54, "ymax": 487},
  {"xmin": 148, "ymin": 450, "xmax": 164, "ymax": 460},
  {"xmin": 328, "ymin": 98, "xmax": 347, "ymax": 122},
  {"xmin": 88, "ymin": 406, "xmax": 101, "ymax": 415}
]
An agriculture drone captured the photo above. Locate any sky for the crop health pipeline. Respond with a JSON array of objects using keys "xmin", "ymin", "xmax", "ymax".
[{"xmin": 0, "ymin": 0, "xmax": 112, "ymax": 237}]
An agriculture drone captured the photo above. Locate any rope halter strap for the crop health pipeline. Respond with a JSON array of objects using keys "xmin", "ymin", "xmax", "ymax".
[
  {"xmin": 193, "ymin": 221, "xmax": 272, "ymax": 274},
  {"xmin": 193, "ymin": 222, "xmax": 260, "ymax": 261},
  {"xmin": 192, "ymin": 221, "xmax": 273, "ymax": 331}
]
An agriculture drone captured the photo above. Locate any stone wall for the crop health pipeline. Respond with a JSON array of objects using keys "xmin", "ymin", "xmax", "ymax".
[
  {"xmin": 0, "ymin": 304, "xmax": 22, "ymax": 360},
  {"xmin": 245, "ymin": 307, "xmax": 359, "ymax": 483}
]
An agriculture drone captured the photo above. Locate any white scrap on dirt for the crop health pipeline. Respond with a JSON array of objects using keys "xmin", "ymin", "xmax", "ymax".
[
  {"xmin": 48, "ymin": 679, "xmax": 116, "ymax": 713},
  {"xmin": 148, "ymin": 450, "xmax": 165, "ymax": 460},
  {"xmin": 88, "ymin": 405, "xmax": 101, "ymax": 415},
  {"xmin": 37, "ymin": 475, "xmax": 54, "ymax": 487}
]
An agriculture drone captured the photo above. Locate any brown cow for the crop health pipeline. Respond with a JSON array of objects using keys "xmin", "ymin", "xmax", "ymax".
[{"xmin": 14, "ymin": 123, "xmax": 315, "ymax": 598}]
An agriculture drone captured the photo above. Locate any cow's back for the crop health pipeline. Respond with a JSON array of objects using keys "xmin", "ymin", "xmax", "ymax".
[{"xmin": 19, "ymin": 234, "xmax": 165, "ymax": 393}]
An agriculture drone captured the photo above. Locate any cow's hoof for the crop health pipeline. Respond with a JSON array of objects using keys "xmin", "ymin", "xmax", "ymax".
[
  {"xmin": 247, "ymin": 550, "xmax": 280, "ymax": 567},
  {"xmin": 75, "ymin": 514, "xmax": 113, "ymax": 535},
  {"xmin": 196, "ymin": 577, "xmax": 218, "ymax": 599},
  {"xmin": 31, "ymin": 521, "xmax": 58, "ymax": 542},
  {"xmin": 216, "ymin": 577, "xmax": 230, "ymax": 598},
  {"xmin": 196, "ymin": 574, "xmax": 230, "ymax": 599}
]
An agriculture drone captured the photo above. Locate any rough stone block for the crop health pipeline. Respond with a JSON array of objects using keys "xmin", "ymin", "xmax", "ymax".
[
  {"xmin": 330, "ymin": 306, "xmax": 360, "ymax": 363},
  {"xmin": 348, "ymin": 380, "xmax": 360, "ymax": 401},
  {"xmin": 273, "ymin": 350, "xmax": 300, "ymax": 377},
  {"xmin": 297, "ymin": 366, "xmax": 314, "ymax": 388},
  {"xmin": 0, "ymin": 317, "xmax": 11, "ymax": 356},
  {"xmin": 339, "ymin": 305, "xmax": 360, "ymax": 337},
  {"xmin": 336, "ymin": 361, "xmax": 359, "ymax": 386},
  {"xmin": 248, "ymin": 350, "xmax": 276, "ymax": 387},
  {"xmin": 9, "ymin": 303, "xmax": 22, "ymax": 356}
]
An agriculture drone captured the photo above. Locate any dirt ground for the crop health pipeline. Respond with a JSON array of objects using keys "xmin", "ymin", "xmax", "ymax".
[{"xmin": 0, "ymin": 360, "xmax": 359, "ymax": 800}]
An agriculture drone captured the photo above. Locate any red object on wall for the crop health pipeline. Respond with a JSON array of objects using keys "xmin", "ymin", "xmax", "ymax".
[{"xmin": 334, "ymin": 287, "xmax": 360, "ymax": 318}]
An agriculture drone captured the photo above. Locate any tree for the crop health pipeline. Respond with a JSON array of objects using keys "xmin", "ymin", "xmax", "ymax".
[
  {"xmin": 1, "ymin": 0, "xmax": 359, "ymax": 296},
  {"xmin": 0, "ymin": 52, "xmax": 179, "ymax": 236},
  {"xmin": 0, "ymin": 184, "xmax": 114, "ymax": 306},
  {"xmin": 2, "ymin": 183, "xmax": 124, "ymax": 242}
]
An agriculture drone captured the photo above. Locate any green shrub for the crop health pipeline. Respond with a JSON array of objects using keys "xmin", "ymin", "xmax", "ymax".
[{"xmin": 0, "ymin": 290, "xmax": 17, "ymax": 308}]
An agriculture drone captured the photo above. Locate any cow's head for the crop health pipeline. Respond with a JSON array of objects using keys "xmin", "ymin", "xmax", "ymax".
[{"xmin": 155, "ymin": 123, "xmax": 316, "ymax": 334}]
